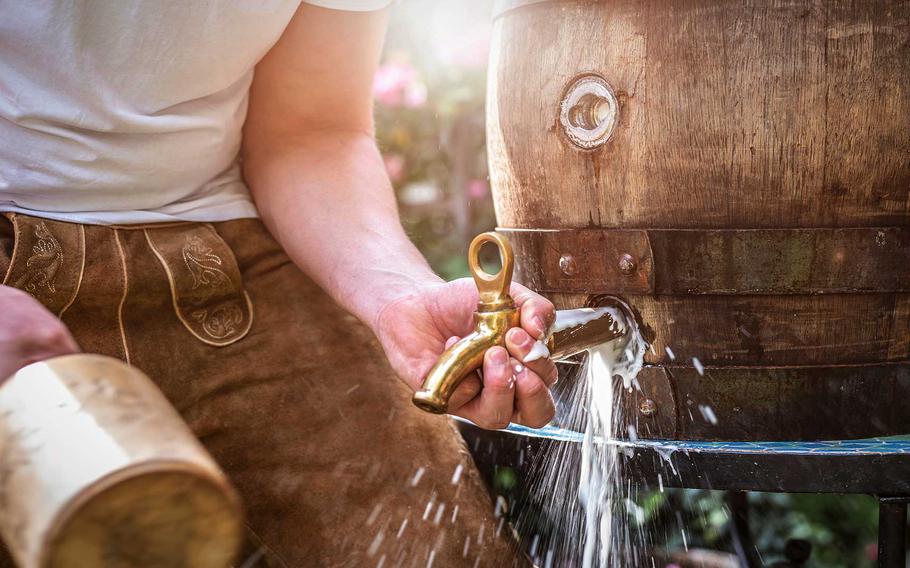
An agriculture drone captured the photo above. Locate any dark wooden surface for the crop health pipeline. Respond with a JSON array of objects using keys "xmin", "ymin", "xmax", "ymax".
[
  {"xmin": 488, "ymin": 0, "xmax": 910, "ymax": 230},
  {"xmin": 487, "ymin": 0, "xmax": 910, "ymax": 440},
  {"xmin": 503, "ymin": 227, "xmax": 910, "ymax": 295}
]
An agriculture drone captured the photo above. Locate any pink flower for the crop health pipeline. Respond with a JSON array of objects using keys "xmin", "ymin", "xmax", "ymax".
[
  {"xmin": 383, "ymin": 153, "xmax": 406, "ymax": 183},
  {"xmin": 374, "ymin": 61, "xmax": 427, "ymax": 108},
  {"xmin": 403, "ymin": 82, "xmax": 427, "ymax": 108},
  {"xmin": 467, "ymin": 179, "xmax": 489, "ymax": 200}
]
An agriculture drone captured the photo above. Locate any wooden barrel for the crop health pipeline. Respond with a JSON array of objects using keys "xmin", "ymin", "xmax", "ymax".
[{"xmin": 487, "ymin": 0, "xmax": 910, "ymax": 441}]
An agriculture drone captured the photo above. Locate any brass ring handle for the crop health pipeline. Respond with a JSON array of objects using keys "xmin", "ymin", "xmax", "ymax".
[
  {"xmin": 468, "ymin": 232, "xmax": 514, "ymax": 310},
  {"xmin": 412, "ymin": 231, "xmax": 520, "ymax": 414}
]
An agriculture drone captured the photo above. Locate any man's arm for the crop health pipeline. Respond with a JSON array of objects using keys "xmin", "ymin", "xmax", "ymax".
[
  {"xmin": 242, "ymin": 4, "xmax": 435, "ymax": 330},
  {"xmin": 242, "ymin": 3, "xmax": 559, "ymax": 429}
]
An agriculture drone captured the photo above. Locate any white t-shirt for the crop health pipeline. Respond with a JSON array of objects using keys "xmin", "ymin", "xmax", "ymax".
[{"xmin": 0, "ymin": 0, "xmax": 392, "ymax": 225}]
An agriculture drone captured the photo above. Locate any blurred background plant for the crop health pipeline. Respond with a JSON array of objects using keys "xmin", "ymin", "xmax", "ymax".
[
  {"xmin": 639, "ymin": 490, "xmax": 878, "ymax": 567},
  {"xmin": 377, "ymin": 0, "xmax": 495, "ymax": 279},
  {"xmin": 377, "ymin": 2, "xmax": 883, "ymax": 565}
]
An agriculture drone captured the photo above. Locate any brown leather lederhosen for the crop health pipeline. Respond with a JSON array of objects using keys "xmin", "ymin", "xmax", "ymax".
[{"xmin": 0, "ymin": 213, "xmax": 525, "ymax": 568}]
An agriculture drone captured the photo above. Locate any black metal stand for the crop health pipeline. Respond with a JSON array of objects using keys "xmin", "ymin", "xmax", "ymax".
[
  {"xmin": 878, "ymin": 498, "xmax": 908, "ymax": 568},
  {"xmin": 622, "ymin": 440, "xmax": 910, "ymax": 568},
  {"xmin": 726, "ymin": 492, "xmax": 763, "ymax": 568},
  {"xmin": 458, "ymin": 421, "xmax": 910, "ymax": 566}
]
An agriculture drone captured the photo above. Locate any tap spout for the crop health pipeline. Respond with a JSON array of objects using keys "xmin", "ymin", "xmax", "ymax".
[
  {"xmin": 412, "ymin": 308, "xmax": 520, "ymax": 414},
  {"xmin": 546, "ymin": 305, "xmax": 630, "ymax": 361}
]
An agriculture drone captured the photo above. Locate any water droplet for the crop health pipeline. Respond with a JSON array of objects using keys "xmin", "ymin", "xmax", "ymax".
[
  {"xmin": 367, "ymin": 530, "xmax": 384, "ymax": 557},
  {"xmin": 396, "ymin": 518, "xmax": 408, "ymax": 540},
  {"xmin": 698, "ymin": 404, "xmax": 718, "ymax": 425},
  {"xmin": 409, "ymin": 466, "xmax": 425, "ymax": 487},
  {"xmin": 451, "ymin": 463, "xmax": 463, "ymax": 485},
  {"xmin": 366, "ymin": 503, "xmax": 383, "ymax": 525},
  {"xmin": 494, "ymin": 495, "xmax": 507, "ymax": 518},
  {"xmin": 433, "ymin": 503, "xmax": 446, "ymax": 525}
]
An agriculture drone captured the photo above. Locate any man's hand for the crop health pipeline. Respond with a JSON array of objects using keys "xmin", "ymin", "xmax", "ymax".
[
  {"xmin": 0, "ymin": 286, "xmax": 80, "ymax": 381},
  {"xmin": 242, "ymin": 3, "xmax": 556, "ymax": 431},
  {"xmin": 374, "ymin": 279, "xmax": 558, "ymax": 430}
]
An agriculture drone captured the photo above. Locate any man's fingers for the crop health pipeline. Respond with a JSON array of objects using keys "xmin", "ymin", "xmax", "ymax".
[
  {"xmin": 440, "ymin": 335, "xmax": 484, "ymax": 411},
  {"xmin": 456, "ymin": 346, "xmax": 514, "ymax": 430},
  {"xmin": 447, "ymin": 371, "xmax": 482, "ymax": 411},
  {"xmin": 511, "ymin": 361, "xmax": 556, "ymax": 429},
  {"xmin": 510, "ymin": 284, "xmax": 555, "ymax": 340},
  {"xmin": 504, "ymin": 327, "xmax": 558, "ymax": 387}
]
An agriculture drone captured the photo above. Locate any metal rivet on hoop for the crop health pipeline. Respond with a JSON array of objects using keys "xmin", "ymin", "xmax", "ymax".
[
  {"xmin": 639, "ymin": 398, "xmax": 658, "ymax": 416},
  {"xmin": 559, "ymin": 254, "xmax": 577, "ymax": 276},
  {"xmin": 618, "ymin": 253, "xmax": 637, "ymax": 276}
]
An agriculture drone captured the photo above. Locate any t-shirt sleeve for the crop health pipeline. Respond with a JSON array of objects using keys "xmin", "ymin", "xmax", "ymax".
[{"xmin": 302, "ymin": 0, "xmax": 395, "ymax": 11}]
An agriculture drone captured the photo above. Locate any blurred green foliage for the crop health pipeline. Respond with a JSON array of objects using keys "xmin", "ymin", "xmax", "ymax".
[{"xmin": 638, "ymin": 490, "xmax": 878, "ymax": 567}]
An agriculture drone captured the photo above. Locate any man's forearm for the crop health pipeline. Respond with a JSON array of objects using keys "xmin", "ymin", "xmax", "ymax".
[{"xmin": 243, "ymin": 129, "xmax": 443, "ymax": 330}]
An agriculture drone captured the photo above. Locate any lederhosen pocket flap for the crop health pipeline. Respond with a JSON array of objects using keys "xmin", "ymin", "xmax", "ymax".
[
  {"xmin": 144, "ymin": 224, "xmax": 253, "ymax": 347},
  {"xmin": 2, "ymin": 213, "xmax": 85, "ymax": 317}
]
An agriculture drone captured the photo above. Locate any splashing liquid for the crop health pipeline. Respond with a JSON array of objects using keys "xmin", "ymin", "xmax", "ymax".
[
  {"xmin": 514, "ymin": 304, "xmax": 648, "ymax": 567},
  {"xmin": 579, "ymin": 308, "xmax": 647, "ymax": 567}
]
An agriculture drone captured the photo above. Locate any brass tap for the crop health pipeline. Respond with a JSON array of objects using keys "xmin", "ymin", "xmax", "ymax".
[
  {"xmin": 412, "ymin": 232, "xmax": 630, "ymax": 415},
  {"xmin": 413, "ymin": 232, "xmax": 520, "ymax": 414}
]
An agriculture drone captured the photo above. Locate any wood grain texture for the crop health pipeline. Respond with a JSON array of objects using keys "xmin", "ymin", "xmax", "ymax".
[
  {"xmin": 489, "ymin": 1, "xmax": 910, "ymax": 439},
  {"xmin": 504, "ymin": 227, "xmax": 910, "ymax": 295},
  {"xmin": 541, "ymin": 292, "xmax": 909, "ymax": 367},
  {"xmin": 622, "ymin": 364, "xmax": 910, "ymax": 441},
  {"xmin": 488, "ymin": 0, "xmax": 910, "ymax": 229}
]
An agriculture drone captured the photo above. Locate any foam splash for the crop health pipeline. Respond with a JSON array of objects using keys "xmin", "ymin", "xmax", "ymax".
[
  {"xmin": 578, "ymin": 308, "xmax": 646, "ymax": 567},
  {"xmin": 523, "ymin": 340, "xmax": 551, "ymax": 363},
  {"xmin": 510, "ymin": 301, "xmax": 650, "ymax": 566}
]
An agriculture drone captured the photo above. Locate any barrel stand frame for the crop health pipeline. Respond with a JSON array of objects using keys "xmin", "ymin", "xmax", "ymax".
[
  {"xmin": 878, "ymin": 497, "xmax": 908, "ymax": 568},
  {"xmin": 727, "ymin": 492, "xmax": 908, "ymax": 568},
  {"xmin": 623, "ymin": 439, "xmax": 910, "ymax": 568},
  {"xmin": 459, "ymin": 422, "xmax": 910, "ymax": 566}
]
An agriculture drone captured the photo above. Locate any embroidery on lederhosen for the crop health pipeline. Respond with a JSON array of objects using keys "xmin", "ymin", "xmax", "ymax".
[
  {"xmin": 144, "ymin": 224, "xmax": 253, "ymax": 347},
  {"xmin": 182, "ymin": 234, "xmax": 246, "ymax": 341},
  {"xmin": 3, "ymin": 215, "xmax": 85, "ymax": 316},
  {"xmin": 16, "ymin": 221, "xmax": 61, "ymax": 296}
]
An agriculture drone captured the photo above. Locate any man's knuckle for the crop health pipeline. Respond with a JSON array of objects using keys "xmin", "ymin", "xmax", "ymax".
[
  {"xmin": 27, "ymin": 321, "xmax": 71, "ymax": 348},
  {"xmin": 522, "ymin": 378, "xmax": 548, "ymax": 398},
  {"xmin": 489, "ymin": 418, "xmax": 510, "ymax": 430},
  {"xmin": 525, "ymin": 408, "xmax": 555, "ymax": 429},
  {"xmin": 529, "ymin": 415, "xmax": 552, "ymax": 429},
  {"xmin": 482, "ymin": 376, "xmax": 511, "ymax": 393}
]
